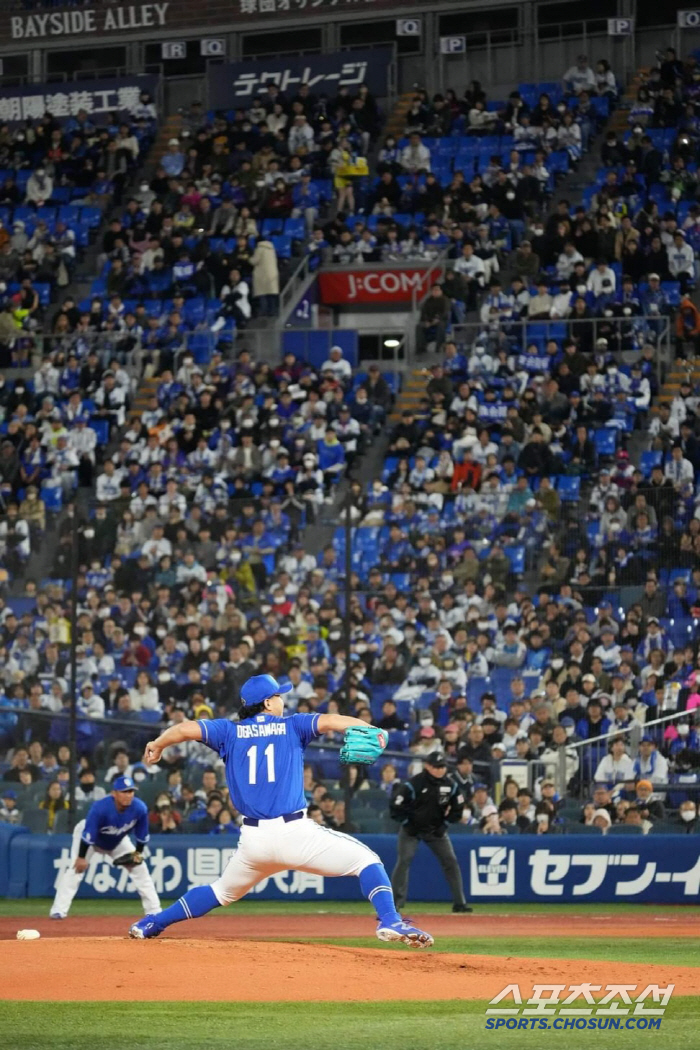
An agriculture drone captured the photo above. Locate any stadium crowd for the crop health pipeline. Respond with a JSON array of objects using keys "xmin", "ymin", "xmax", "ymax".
[
  {"xmin": 1, "ymin": 52, "xmax": 700, "ymax": 840},
  {"xmin": 0, "ymin": 89, "xmax": 157, "ymax": 365},
  {"xmin": 83, "ymin": 85, "xmax": 382, "ymax": 345}
]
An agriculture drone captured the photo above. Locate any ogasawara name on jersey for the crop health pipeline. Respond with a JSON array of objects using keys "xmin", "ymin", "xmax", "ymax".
[{"xmin": 236, "ymin": 721, "xmax": 288, "ymax": 739}]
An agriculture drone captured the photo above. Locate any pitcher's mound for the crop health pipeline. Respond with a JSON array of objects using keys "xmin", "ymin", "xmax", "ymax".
[{"xmin": 4, "ymin": 939, "xmax": 700, "ymax": 1001}]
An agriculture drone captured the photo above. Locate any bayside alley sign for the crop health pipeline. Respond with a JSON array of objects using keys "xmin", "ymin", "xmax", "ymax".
[{"xmin": 10, "ymin": 3, "xmax": 170, "ymax": 38}]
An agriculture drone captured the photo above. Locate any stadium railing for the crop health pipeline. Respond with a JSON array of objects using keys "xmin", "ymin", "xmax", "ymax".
[
  {"xmin": 406, "ymin": 315, "xmax": 673, "ymax": 381},
  {"xmin": 551, "ymin": 708, "xmax": 696, "ymax": 799}
]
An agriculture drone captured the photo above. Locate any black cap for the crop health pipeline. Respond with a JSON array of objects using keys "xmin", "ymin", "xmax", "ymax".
[{"xmin": 425, "ymin": 751, "xmax": 447, "ymax": 768}]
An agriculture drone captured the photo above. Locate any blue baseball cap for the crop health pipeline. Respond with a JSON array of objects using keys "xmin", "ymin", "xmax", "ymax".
[
  {"xmin": 112, "ymin": 776, "xmax": 138, "ymax": 792},
  {"xmin": 240, "ymin": 674, "xmax": 292, "ymax": 706}
]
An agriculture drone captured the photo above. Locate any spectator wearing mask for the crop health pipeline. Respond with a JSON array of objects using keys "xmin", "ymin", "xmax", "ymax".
[
  {"xmin": 74, "ymin": 769, "xmax": 107, "ymax": 803},
  {"xmin": 675, "ymin": 800, "xmax": 698, "ymax": 833}
]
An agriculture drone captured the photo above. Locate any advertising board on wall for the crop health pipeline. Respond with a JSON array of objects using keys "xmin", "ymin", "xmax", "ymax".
[
  {"xmin": 0, "ymin": 75, "xmax": 158, "ymax": 125},
  {"xmin": 4, "ymin": 828, "xmax": 700, "ymax": 904},
  {"xmin": 208, "ymin": 47, "xmax": 392, "ymax": 106},
  {"xmin": 318, "ymin": 268, "xmax": 433, "ymax": 304}
]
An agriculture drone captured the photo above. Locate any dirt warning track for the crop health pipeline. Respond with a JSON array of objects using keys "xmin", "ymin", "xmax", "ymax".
[{"xmin": 1, "ymin": 910, "xmax": 699, "ymax": 941}]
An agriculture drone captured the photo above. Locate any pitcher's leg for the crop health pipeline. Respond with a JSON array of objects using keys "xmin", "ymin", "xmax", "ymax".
[
  {"xmin": 131, "ymin": 832, "xmax": 277, "ymax": 937},
  {"xmin": 286, "ymin": 820, "xmax": 403, "ymax": 928}
]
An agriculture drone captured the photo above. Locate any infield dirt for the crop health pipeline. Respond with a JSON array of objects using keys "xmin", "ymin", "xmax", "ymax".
[{"xmin": 2, "ymin": 934, "xmax": 699, "ymax": 1002}]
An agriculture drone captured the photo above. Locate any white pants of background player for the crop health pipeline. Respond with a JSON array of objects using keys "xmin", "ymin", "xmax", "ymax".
[
  {"xmin": 211, "ymin": 815, "xmax": 380, "ymax": 902},
  {"xmin": 50, "ymin": 818, "xmax": 162, "ymax": 917}
]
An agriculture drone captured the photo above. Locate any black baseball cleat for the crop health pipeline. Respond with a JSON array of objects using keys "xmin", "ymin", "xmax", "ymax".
[{"xmin": 452, "ymin": 903, "xmax": 473, "ymax": 913}]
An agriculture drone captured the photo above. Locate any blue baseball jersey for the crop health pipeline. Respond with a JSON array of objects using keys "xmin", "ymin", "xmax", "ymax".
[
  {"xmin": 81, "ymin": 795, "xmax": 150, "ymax": 852},
  {"xmin": 197, "ymin": 713, "xmax": 322, "ymax": 819}
]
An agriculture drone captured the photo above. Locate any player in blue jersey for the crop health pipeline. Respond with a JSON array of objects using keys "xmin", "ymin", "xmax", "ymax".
[
  {"xmin": 50, "ymin": 775, "xmax": 161, "ymax": 919},
  {"xmin": 128, "ymin": 674, "xmax": 433, "ymax": 947}
]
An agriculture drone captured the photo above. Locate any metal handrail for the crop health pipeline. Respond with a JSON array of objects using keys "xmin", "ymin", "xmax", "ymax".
[
  {"xmin": 322, "ymin": 257, "xmax": 445, "ymax": 272},
  {"xmin": 400, "ymin": 247, "xmax": 450, "ymax": 362},
  {"xmin": 409, "ymin": 313, "xmax": 671, "ymax": 386},
  {"xmin": 278, "ymin": 251, "xmax": 312, "ymax": 320},
  {"xmin": 410, "ymin": 247, "xmax": 449, "ymax": 316},
  {"xmin": 564, "ymin": 707, "xmax": 693, "ymax": 755},
  {"xmin": 552, "ymin": 707, "xmax": 693, "ymax": 800}
]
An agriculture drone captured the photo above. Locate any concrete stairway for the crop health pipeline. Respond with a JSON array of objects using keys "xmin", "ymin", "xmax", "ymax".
[
  {"xmin": 607, "ymin": 70, "xmax": 647, "ymax": 133},
  {"xmin": 148, "ymin": 113, "xmax": 184, "ymax": 171},
  {"xmin": 384, "ymin": 92, "xmax": 418, "ymax": 140},
  {"xmin": 654, "ymin": 358, "xmax": 700, "ymax": 407},
  {"xmin": 388, "ymin": 365, "xmax": 428, "ymax": 423},
  {"xmin": 127, "ymin": 111, "xmax": 185, "ymax": 415},
  {"xmin": 132, "ymin": 374, "xmax": 159, "ymax": 415}
]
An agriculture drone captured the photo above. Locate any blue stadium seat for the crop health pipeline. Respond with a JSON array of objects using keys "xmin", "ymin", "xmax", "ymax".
[
  {"xmin": 188, "ymin": 332, "xmax": 213, "ymax": 365},
  {"xmin": 504, "ymin": 546, "xmax": 525, "ymax": 574},
  {"xmin": 284, "ymin": 217, "xmax": 305, "ymax": 240},
  {"xmin": 59, "ymin": 205, "xmax": 80, "ymax": 225},
  {"xmin": 490, "ymin": 667, "xmax": 517, "ymax": 708},
  {"xmin": 661, "ymin": 281, "xmax": 681, "ymax": 307},
  {"xmin": 33, "ymin": 283, "xmax": 51, "ymax": 306},
  {"xmin": 387, "ymin": 730, "xmax": 410, "ymax": 750},
  {"xmin": 467, "ymin": 677, "xmax": 491, "ymax": 706},
  {"xmin": 641, "ymin": 450, "xmax": 663, "ymax": 477},
  {"xmin": 183, "ymin": 298, "xmax": 206, "ymax": 325},
  {"xmin": 261, "ymin": 217, "xmax": 284, "ymax": 236},
  {"xmin": 270, "ymin": 234, "xmax": 292, "ymax": 259},
  {"xmin": 89, "ymin": 420, "xmax": 109, "ymax": 446},
  {"xmin": 592, "ymin": 429, "xmax": 617, "ymax": 458},
  {"xmin": 50, "ymin": 187, "xmax": 72, "ymax": 205},
  {"xmin": 555, "ymin": 476, "xmax": 581, "ymax": 501},
  {"xmin": 81, "ymin": 206, "xmax": 102, "ymax": 229},
  {"xmin": 40, "ymin": 486, "xmax": 62, "ymax": 513}
]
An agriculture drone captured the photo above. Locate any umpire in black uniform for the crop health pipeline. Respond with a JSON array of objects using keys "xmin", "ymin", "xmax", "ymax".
[{"xmin": 389, "ymin": 750, "xmax": 472, "ymax": 913}]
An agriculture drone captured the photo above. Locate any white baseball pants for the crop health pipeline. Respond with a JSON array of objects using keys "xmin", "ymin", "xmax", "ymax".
[
  {"xmin": 50, "ymin": 819, "xmax": 161, "ymax": 917},
  {"xmin": 211, "ymin": 814, "xmax": 380, "ymax": 904}
]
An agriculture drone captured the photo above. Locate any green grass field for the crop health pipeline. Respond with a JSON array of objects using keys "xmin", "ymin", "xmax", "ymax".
[
  {"xmin": 1, "ymin": 1000, "xmax": 698, "ymax": 1050},
  {"xmin": 0, "ymin": 900, "xmax": 695, "ymax": 1050},
  {"xmin": 301, "ymin": 935, "xmax": 700, "ymax": 966}
]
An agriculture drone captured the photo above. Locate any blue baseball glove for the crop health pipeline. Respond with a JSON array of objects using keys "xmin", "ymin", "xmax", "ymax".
[{"xmin": 340, "ymin": 725, "xmax": 388, "ymax": 765}]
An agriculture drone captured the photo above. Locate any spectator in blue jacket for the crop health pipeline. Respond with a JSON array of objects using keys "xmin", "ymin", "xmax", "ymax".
[{"xmin": 316, "ymin": 429, "xmax": 345, "ymax": 495}]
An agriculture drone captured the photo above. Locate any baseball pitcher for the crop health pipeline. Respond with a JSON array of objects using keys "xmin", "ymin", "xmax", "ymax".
[{"xmin": 128, "ymin": 674, "xmax": 433, "ymax": 947}]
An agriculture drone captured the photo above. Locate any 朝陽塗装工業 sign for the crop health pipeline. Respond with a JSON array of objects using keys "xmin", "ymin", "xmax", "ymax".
[
  {"xmin": 0, "ymin": 76, "xmax": 158, "ymax": 126},
  {"xmin": 208, "ymin": 48, "xmax": 392, "ymax": 106},
  {"xmin": 10, "ymin": 3, "xmax": 169, "ymax": 39},
  {"xmin": 319, "ymin": 268, "xmax": 433, "ymax": 304}
]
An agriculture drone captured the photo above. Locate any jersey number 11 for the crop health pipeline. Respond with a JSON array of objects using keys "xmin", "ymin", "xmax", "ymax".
[{"xmin": 246, "ymin": 743, "xmax": 276, "ymax": 785}]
